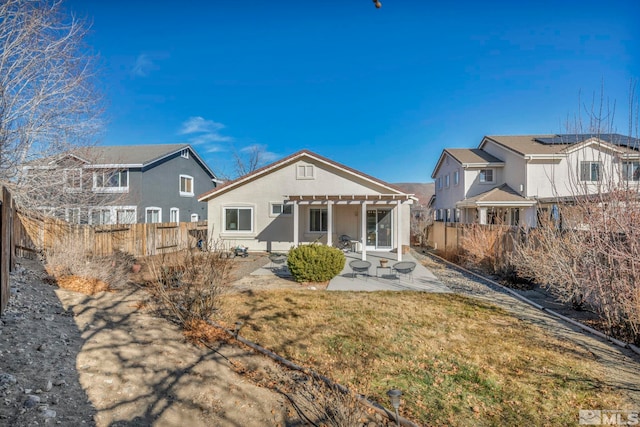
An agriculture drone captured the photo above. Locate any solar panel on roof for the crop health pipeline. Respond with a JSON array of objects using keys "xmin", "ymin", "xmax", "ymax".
[{"xmin": 534, "ymin": 133, "xmax": 640, "ymax": 150}]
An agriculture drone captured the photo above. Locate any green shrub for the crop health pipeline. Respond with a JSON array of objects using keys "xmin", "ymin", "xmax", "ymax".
[{"xmin": 287, "ymin": 244, "xmax": 346, "ymax": 283}]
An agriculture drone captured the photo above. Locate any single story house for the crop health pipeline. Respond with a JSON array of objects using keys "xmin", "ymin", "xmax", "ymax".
[{"xmin": 197, "ymin": 150, "xmax": 416, "ymax": 261}]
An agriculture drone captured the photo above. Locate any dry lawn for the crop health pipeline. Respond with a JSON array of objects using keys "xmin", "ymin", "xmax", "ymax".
[{"xmin": 216, "ymin": 290, "xmax": 629, "ymax": 426}]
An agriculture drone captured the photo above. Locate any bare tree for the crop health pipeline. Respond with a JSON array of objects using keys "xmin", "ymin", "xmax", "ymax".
[
  {"xmin": 232, "ymin": 144, "xmax": 268, "ymax": 178},
  {"xmin": 0, "ymin": 0, "xmax": 102, "ymax": 210},
  {"xmin": 510, "ymin": 85, "xmax": 640, "ymax": 344}
]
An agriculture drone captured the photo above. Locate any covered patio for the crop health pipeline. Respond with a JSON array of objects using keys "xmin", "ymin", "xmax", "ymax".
[{"xmin": 286, "ymin": 194, "xmax": 415, "ymax": 262}]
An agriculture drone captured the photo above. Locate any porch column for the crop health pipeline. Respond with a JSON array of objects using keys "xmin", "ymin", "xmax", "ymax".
[
  {"xmin": 327, "ymin": 200, "xmax": 333, "ymax": 247},
  {"xmin": 360, "ymin": 201, "xmax": 367, "ymax": 261},
  {"xmin": 293, "ymin": 201, "xmax": 299, "ymax": 248},
  {"xmin": 396, "ymin": 200, "xmax": 402, "ymax": 261},
  {"xmin": 478, "ymin": 207, "xmax": 487, "ymax": 225}
]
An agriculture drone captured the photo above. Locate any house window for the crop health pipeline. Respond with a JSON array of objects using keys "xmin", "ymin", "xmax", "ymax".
[
  {"xmin": 224, "ymin": 207, "xmax": 253, "ymax": 232},
  {"xmin": 180, "ymin": 149, "xmax": 189, "ymax": 159},
  {"xmin": 622, "ymin": 161, "xmax": 640, "ymax": 181},
  {"xmin": 170, "ymin": 208, "xmax": 179, "ymax": 223},
  {"xmin": 93, "ymin": 170, "xmax": 128, "ymax": 192},
  {"xmin": 271, "ymin": 203, "xmax": 292, "ymax": 216},
  {"xmin": 145, "ymin": 207, "xmax": 162, "ymax": 224},
  {"xmin": 90, "ymin": 208, "xmax": 111, "ymax": 225},
  {"xmin": 479, "ymin": 169, "xmax": 494, "ymax": 183},
  {"xmin": 436, "ymin": 177, "xmax": 442, "ymax": 190},
  {"xmin": 180, "ymin": 175, "xmax": 194, "ymax": 196},
  {"xmin": 116, "ymin": 208, "xmax": 136, "ymax": 224},
  {"xmin": 64, "ymin": 169, "xmax": 82, "ymax": 192},
  {"xmin": 580, "ymin": 161, "xmax": 602, "ymax": 182},
  {"xmin": 190, "ymin": 213, "xmax": 199, "ymax": 222},
  {"xmin": 65, "ymin": 208, "xmax": 82, "ymax": 224},
  {"xmin": 453, "ymin": 170, "xmax": 459, "ymax": 186},
  {"xmin": 296, "ymin": 164, "xmax": 315, "ymax": 180},
  {"xmin": 309, "ymin": 208, "xmax": 327, "ymax": 232},
  {"xmin": 444, "ymin": 174, "xmax": 450, "ymax": 188}
]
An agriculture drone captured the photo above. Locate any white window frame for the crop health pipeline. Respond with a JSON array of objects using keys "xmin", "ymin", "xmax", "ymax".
[
  {"xmin": 89, "ymin": 207, "xmax": 112, "ymax": 225},
  {"xmin": 93, "ymin": 169, "xmax": 129, "ymax": 193},
  {"xmin": 270, "ymin": 202, "xmax": 292, "ymax": 217},
  {"xmin": 296, "ymin": 164, "xmax": 315, "ymax": 180},
  {"xmin": 115, "ymin": 207, "xmax": 137, "ymax": 224},
  {"xmin": 436, "ymin": 177, "xmax": 442, "ymax": 190},
  {"xmin": 180, "ymin": 149, "xmax": 189, "ymax": 159},
  {"xmin": 309, "ymin": 208, "xmax": 328, "ymax": 233},
  {"xmin": 190, "ymin": 213, "xmax": 199, "ymax": 222},
  {"xmin": 479, "ymin": 169, "xmax": 494, "ymax": 183},
  {"xmin": 580, "ymin": 161, "xmax": 602, "ymax": 182},
  {"xmin": 170, "ymin": 207, "xmax": 179, "ymax": 223},
  {"xmin": 622, "ymin": 161, "xmax": 640, "ymax": 181},
  {"xmin": 444, "ymin": 174, "xmax": 450, "ymax": 188},
  {"xmin": 223, "ymin": 206, "xmax": 254, "ymax": 233},
  {"xmin": 453, "ymin": 170, "xmax": 459, "ymax": 186},
  {"xmin": 179, "ymin": 174, "xmax": 194, "ymax": 197},
  {"xmin": 65, "ymin": 207, "xmax": 82, "ymax": 224},
  {"xmin": 63, "ymin": 168, "xmax": 82, "ymax": 193},
  {"xmin": 145, "ymin": 207, "xmax": 162, "ymax": 224}
]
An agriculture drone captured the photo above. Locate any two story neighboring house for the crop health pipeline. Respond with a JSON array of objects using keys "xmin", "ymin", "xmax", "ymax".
[
  {"xmin": 25, "ymin": 144, "xmax": 218, "ymax": 224},
  {"xmin": 431, "ymin": 134, "xmax": 640, "ymax": 227}
]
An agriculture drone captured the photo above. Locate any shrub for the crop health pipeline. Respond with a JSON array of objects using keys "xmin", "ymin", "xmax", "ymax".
[
  {"xmin": 148, "ymin": 242, "xmax": 233, "ymax": 327},
  {"xmin": 44, "ymin": 239, "xmax": 133, "ymax": 292},
  {"xmin": 287, "ymin": 244, "xmax": 345, "ymax": 283}
]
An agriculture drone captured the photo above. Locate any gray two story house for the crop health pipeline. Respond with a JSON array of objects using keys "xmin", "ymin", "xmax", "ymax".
[{"xmin": 27, "ymin": 144, "xmax": 218, "ymax": 224}]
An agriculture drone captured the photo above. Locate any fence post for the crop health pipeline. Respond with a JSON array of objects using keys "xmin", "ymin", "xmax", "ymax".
[{"xmin": 0, "ymin": 187, "xmax": 10, "ymax": 315}]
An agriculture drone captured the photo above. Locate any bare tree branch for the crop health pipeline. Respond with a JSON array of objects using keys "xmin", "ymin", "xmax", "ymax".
[{"xmin": 0, "ymin": 0, "xmax": 103, "ymax": 211}]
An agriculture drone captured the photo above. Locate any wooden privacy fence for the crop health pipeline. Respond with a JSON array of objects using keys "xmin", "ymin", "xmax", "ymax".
[
  {"xmin": 428, "ymin": 221, "xmax": 518, "ymax": 255},
  {"xmin": 14, "ymin": 214, "xmax": 208, "ymax": 259}
]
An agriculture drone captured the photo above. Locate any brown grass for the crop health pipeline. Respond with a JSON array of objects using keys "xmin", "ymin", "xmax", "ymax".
[
  {"xmin": 215, "ymin": 290, "xmax": 629, "ymax": 426},
  {"xmin": 54, "ymin": 275, "xmax": 110, "ymax": 294}
]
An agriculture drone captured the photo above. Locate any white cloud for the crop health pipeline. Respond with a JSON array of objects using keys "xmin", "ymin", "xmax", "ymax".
[
  {"xmin": 132, "ymin": 54, "xmax": 156, "ymax": 77},
  {"xmin": 179, "ymin": 116, "xmax": 233, "ymax": 144},
  {"xmin": 240, "ymin": 144, "xmax": 279, "ymax": 162}
]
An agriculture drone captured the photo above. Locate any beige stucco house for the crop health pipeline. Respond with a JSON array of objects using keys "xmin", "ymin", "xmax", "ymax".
[{"xmin": 198, "ymin": 150, "xmax": 416, "ymax": 261}]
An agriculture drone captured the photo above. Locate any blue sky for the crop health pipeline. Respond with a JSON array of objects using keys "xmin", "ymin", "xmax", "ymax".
[{"xmin": 65, "ymin": 0, "xmax": 639, "ymax": 183}]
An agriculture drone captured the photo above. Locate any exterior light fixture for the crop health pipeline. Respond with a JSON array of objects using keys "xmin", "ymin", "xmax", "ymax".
[{"xmin": 387, "ymin": 389, "xmax": 402, "ymax": 426}]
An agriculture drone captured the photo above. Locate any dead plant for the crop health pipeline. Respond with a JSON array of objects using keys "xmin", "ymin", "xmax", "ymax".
[
  {"xmin": 43, "ymin": 237, "xmax": 132, "ymax": 292},
  {"xmin": 147, "ymin": 240, "xmax": 234, "ymax": 327}
]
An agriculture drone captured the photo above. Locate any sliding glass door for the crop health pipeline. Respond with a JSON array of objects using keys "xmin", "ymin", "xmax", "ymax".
[{"xmin": 366, "ymin": 209, "xmax": 392, "ymax": 249}]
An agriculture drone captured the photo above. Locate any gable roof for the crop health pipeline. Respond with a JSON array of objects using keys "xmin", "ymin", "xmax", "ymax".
[
  {"xmin": 198, "ymin": 149, "xmax": 414, "ymax": 202},
  {"xmin": 482, "ymin": 134, "xmax": 640, "ymax": 157},
  {"xmin": 431, "ymin": 148, "xmax": 504, "ymax": 178},
  {"xmin": 61, "ymin": 144, "xmax": 217, "ymax": 179},
  {"xmin": 456, "ymin": 184, "xmax": 536, "ymax": 208}
]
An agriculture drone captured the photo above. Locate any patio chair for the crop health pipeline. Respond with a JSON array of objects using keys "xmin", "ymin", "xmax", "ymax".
[
  {"xmin": 392, "ymin": 261, "xmax": 416, "ymax": 282},
  {"xmin": 349, "ymin": 259, "xmax": 371, "ymax": 280},
  {"xmin": 268, "ymin": 253, "xmax": 287, "ymax": 271},
  {"xmin": 336, "ymin": 234, "xmax": 353, "ymax": 252}
]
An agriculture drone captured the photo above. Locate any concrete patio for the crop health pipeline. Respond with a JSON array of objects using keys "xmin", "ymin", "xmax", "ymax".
[
  {"xmin": 327, "ymin": 251, "xmax": 451, "ymax": 292},
  {"xmin": 250, "ymin": 250, "xmax": 450, "ymax": 293}
]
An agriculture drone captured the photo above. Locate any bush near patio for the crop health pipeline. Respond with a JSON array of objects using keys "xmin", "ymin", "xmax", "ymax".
[{"xmin": 287, "ymin": 244, "xmax": 345, "ymax": 283}]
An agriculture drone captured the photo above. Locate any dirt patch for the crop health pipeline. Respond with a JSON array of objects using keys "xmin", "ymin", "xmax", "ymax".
[{"xmin": 1, "ymin": 255, "xmax": 390, "ymax": 426}]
